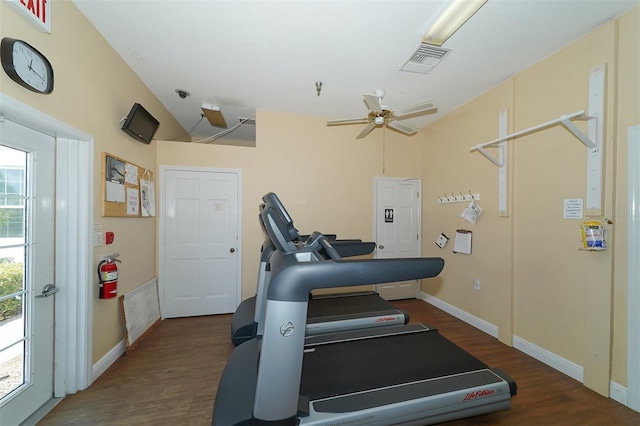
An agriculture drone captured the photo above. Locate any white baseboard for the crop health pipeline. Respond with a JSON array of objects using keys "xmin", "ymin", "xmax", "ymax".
[
  {"xmin": 610, "ymin": 381, "xmax": 628, "ymax": 406},
  {"xmin": 512, "ymin": 335, "xmax": 584, "ymax": 382},
  {"xmin": 420, "ymin": 292, "xmax": 630, "ymax": 408},
  {"xmin": 91, "ymin": 339, "xmax": 125, "ymax": 383},
  {"xmin": 420, "ymin": 292, "xmax": 498, "ymax": 338}
]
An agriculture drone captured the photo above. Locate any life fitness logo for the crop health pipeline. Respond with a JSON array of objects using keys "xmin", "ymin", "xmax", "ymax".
[
  {"xmin": 375, "ymin": 317, "xmax": 396, "ymax": 323},
  {"xmin": 463, "ymin": 388, "xmax": 495, "ymax": 401},
  {"xmin": 280, "ymin": 321, "xmax": 295, "ymax": 337}
]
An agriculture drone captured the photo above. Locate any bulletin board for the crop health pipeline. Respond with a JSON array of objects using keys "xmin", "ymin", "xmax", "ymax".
[{"xmin": 102, "ymin": 152, "xmax": 155, "ymax": 217}]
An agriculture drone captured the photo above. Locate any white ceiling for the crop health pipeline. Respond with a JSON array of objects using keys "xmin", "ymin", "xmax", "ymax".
[{"xmin": 73, "ymin": 0, "xmax": 638, "ymax": 143}]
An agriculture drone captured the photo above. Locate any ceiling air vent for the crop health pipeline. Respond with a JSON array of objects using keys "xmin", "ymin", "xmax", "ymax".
[{"xmin": 401, "ymin": 43, "xmax": 453, "ymax": 74}]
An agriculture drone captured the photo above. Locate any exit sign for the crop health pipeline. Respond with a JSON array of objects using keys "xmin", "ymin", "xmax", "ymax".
[{"xmin": 5, "ymin": 0, "xmax": 51, "ymax": 33}]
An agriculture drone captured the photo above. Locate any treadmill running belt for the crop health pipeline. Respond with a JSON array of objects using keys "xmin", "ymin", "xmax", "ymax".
[
  {"xmin": 307, "ymin": 293, "xmax": 402, "ymax": 318},
  {"xmin": 301, "ymin": 330, "xmax": 487, "ymax": 400}
]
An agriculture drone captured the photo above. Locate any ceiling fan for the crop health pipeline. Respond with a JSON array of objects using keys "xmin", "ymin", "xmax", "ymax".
[{"xmin": 326, "ymin": 89, "xmax": 438, "ymax": 139}]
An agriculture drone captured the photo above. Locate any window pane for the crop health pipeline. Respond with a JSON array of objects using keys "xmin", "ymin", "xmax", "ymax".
[
  {"xmin": 0, "ymin": 339, "xmax": 26, "ymax": 400},
  {"xmin": 0, "ymin": 247, "xmax": 24, "ymax": 301},
  {"xmin": 0, "ymin": 209, "xmax": 25, "ymax": 238}
]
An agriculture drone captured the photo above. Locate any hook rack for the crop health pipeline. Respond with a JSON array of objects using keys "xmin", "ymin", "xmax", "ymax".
[{"xmin": 437, "ymin": 192, "xmax": 480, "ymax": 204}]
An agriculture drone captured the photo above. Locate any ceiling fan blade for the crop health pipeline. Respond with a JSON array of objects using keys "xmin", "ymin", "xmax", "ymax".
[
  {"xmin": 327, "ymin": 117, "xmax": 370, "ymax": 126},
  {"xmin": 388, "ymin": 121, "xmax": 417, "ymax": 136},
  {"xmin": 356, "ymin": 124, "xmax": 377, "ymax": 139},
  {"xmin": 363, "ymin": 94, "xmax": 383, "ymax": 114},
  {"xmin": 394, "ymin": 101, "xmax": 438, "ymax": 120}
]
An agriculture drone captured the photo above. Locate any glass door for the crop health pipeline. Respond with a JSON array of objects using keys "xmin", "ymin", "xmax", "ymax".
[{"xmin": 0, "ymin": 119, "xmax": 56, "ymax": 425}]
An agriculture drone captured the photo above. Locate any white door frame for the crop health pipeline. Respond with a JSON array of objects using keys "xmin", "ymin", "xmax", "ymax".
[
  {"xmin": 628, "ymin": 125, "xmax": 640, "ymax": 412},
  {"xmin": 158, "ymin": 165, "xmax": 242, "ymax": 317},
  {"xmin": 0, "ymin": 95, "xmax": 94, "ymax": 404}
]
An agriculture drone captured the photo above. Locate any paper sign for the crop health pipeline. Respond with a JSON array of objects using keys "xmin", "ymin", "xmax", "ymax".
[{"xmin": 564, "ymin": 198, "xmax": 583, "ymax": 219}]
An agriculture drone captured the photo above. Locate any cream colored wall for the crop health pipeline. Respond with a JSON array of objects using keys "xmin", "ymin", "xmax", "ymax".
[
  {"xmin": 513, "ymin": 21, "xmax": 618, "ymax": 395},
  {"xmin": 422, "ymin": 10, "xmax": 639, "ymax": 394},
  {"xmin": 0, "ymin": 1, "xmax": 184, "ymax": 363},
  {"xmin": 157, "ymin": 111, "xmax": 424, "ymax": 300},
  {"xmin": 421, "ymin": 80, "xmax": 515, "ymax": 341}
]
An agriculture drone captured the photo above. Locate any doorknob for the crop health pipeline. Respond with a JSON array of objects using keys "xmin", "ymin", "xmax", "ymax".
[
  {"xmin": 378, "ymin": 245, "xmax": 384, "ymax": 249},
  {"xmin": 36, "ymin": 284, "xmax": 59, "ymax": 298},
  {"xmin": 230, "ymin": 248, "xmax": 236, "ymax": 253}
]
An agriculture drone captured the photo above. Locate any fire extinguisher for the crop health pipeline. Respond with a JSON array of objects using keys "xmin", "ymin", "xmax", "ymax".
[{"xmin": 98, "ymin": 253, "xmax": 121, "ymax": 299}]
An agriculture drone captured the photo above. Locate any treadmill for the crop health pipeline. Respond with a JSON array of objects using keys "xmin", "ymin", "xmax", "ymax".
[
  {"xmin": 230, "ymin": 193, "xmax": 409, "ymax": 346},
  {"xmin": 213, "ymin": 194, "xmax": 516, "ymax": 425}
]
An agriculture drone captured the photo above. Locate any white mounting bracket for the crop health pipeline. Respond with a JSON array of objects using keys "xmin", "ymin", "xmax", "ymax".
[
  {"xmin": 585, "ymin": 65, "xmax": 605, "ymax": 215},
  {"xmin": 469, "ymin": 64, "xmax": 605, "ymax": 214},
  {"xmin": 498, "ymin": 110, "xmax": 508, "ymax": 216}
]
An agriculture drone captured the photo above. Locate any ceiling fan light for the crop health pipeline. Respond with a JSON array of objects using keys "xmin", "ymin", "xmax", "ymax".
[
  {"xmin": 421, "ymin": 0, "xmax": 487, "ymax": 46},
  {"xmin": 375, "ymin": 116, "xmax": 385, "ymax": 125}
]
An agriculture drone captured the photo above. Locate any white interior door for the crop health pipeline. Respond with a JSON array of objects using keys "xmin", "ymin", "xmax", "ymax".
[
  {"xmin": 373, "ymin": 177, "xmax": 421, "ymax": 300},
  {"xmin": 0, "ymin": 120, "xmax": 55, "ymax": 425},
  {"xmin": 160, "ymin": 167, "xmax": 240, "ymax": 318}
]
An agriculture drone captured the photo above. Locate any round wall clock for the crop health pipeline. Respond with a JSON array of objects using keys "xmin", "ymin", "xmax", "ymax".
[{"xmin": 1, "ymin": 37, "xmax": 54, "ymax": 94}]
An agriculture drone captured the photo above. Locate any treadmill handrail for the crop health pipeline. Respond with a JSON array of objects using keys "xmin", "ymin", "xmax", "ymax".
[{"xmin": 267, "ymin": 256, "xmax": 445, "ymax": 302}]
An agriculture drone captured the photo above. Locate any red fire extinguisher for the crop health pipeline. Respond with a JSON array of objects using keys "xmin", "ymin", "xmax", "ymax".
[{"xmin": 98, "ymin": 253, "xmax": 121, "ymax": 299}]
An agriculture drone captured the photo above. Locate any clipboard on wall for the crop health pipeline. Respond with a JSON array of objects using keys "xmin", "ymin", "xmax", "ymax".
[{"xmin": 453, "ymin": 229, "xmax": 472, "ymax": 254}]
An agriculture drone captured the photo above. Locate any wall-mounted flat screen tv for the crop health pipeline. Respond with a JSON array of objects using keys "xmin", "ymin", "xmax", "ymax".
[{"xmin": 121, "ymin": 103, "xmax": 159, "ymax": 144}]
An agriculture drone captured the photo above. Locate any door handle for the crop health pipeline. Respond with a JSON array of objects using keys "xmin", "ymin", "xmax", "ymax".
[
  {"xmin": 230, "ymin": 248, "xmax": 236, "ymax": 253},
  {"xmin": 36, "ymin": 284, "xmax": 59, "ymax": 298}
]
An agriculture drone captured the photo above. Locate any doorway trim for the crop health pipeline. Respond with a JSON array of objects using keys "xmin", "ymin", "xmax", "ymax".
[
  {"xmin": 158, "ymin": 165, "xmax": 243, "ymax": 317},
  {"xmin": 0, "ymin": 95, "xmax": 94, "ymax": 400},
  {"xmin": 628, "ymin": 125, "xmax": 640, "ymax": 412}
]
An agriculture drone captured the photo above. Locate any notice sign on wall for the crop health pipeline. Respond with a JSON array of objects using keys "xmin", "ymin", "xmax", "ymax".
[
  {"xmin": 385, "ymin": 209, "xmax": 394, "ymax": 223},
  {"xmin": 563, "ymin": 198, "xmax": 584, "ymax": 219}
]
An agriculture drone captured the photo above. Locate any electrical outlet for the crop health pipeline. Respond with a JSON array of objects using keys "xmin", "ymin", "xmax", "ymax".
[
  {"xmin": 473, "ymin": 279, "xmax": 480, "ymax": 290},
  {"xmin": 93, "ymin": 232, "xmax": 103, "ymax": 247}
]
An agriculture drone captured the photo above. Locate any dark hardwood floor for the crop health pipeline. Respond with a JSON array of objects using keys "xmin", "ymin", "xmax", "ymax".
[{"xmin": 39, "ymin": 299, "xmax": 640, "ymax": 425}]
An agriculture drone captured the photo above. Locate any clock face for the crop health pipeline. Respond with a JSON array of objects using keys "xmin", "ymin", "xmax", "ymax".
[
  {"xmin": 12, "ymin": 41, "xmax": 50, "ymax": 92},
  {"xmin": 1, "ymin": 38, "xmax": 54, "ymax": 94}
]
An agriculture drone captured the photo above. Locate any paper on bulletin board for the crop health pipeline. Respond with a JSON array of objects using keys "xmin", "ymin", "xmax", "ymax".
[
  {"xmin": 105, "ymin": 180, "xmax": 125, "ymax": 202},
  {"xmin": 127, "ymin": 187, "xmax": 139, "ymax": 215},
  {"xmin": 125, "ymin": 162, "xmax": 139, "ymax": 185},
  {"xmin": 140, "ymin": 179, "xmax": 156, "ymax": 217}
]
